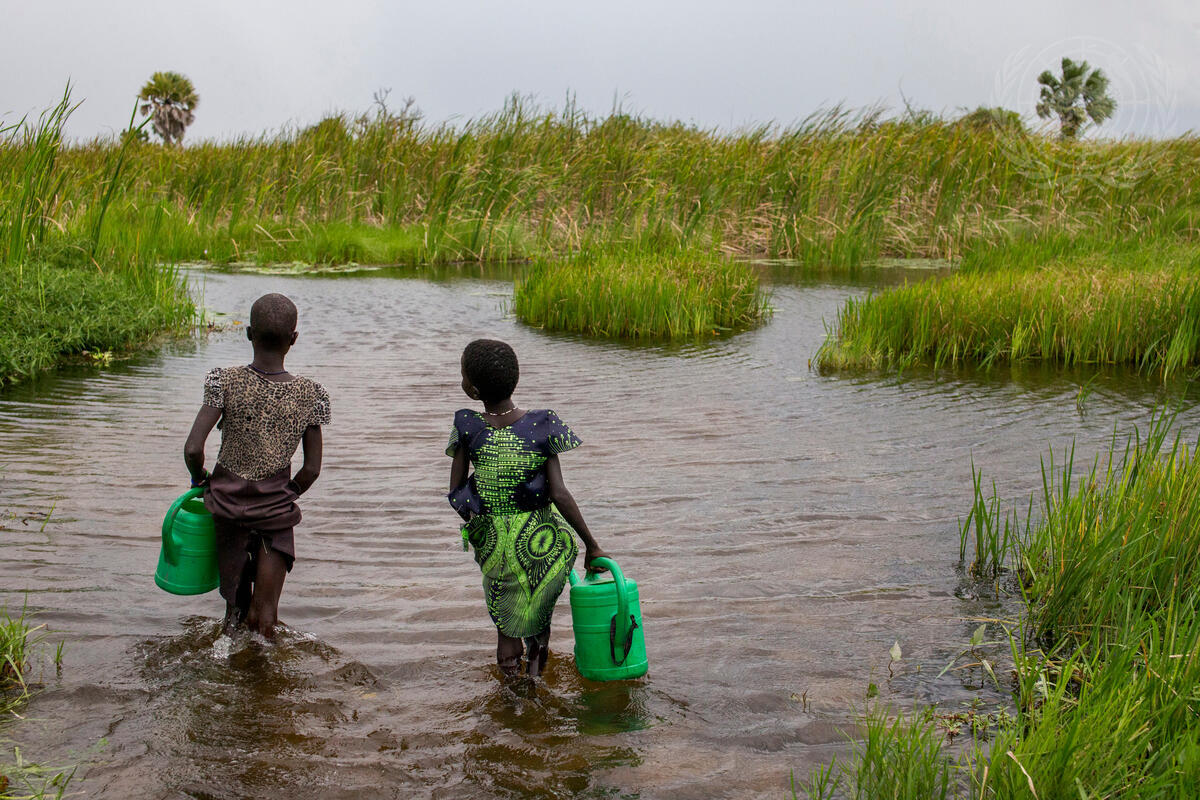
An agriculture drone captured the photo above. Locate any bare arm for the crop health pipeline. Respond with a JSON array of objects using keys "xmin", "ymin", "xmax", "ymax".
[
  {"xmin": 545, "ymin": 454, "xmax": 608, "ymax": 570},
  {"xmin": 290, "ymin": 425, "xmax": 323, "ymax": 495},
  {"xmin": 449, "ymin": 445, "xmax": 470, "ymax": 493},
  {"xmin": 183, "ymin": 405, "xmax": 222, "ymax": 484}
]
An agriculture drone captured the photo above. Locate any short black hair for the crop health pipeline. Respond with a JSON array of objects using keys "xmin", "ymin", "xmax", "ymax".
[
  {"xmin": 462, "ymin": 339, "xmax": 519, "ymax": 403},
  {"xmin": 249, "ymin": 293, "xmax": 298, "ymax": 350}
]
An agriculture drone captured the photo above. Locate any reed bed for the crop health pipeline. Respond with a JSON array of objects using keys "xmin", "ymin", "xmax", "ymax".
[
  {"xmin": 8, "ymin": 91, "xmax": 1200, "ymax": 360},
  {"xmin": 815, "ymin": 240, "xmax": 1200, "ymax": 377},
  {"xmin": 0, "ymin": 90, "xmax": 194, "ymax": 386},
  {"xmin": 7, "ymin": 98, "xmax": 1200, "ymax": 268},
  {"xmin": 961, "ymin": 415, "xmax": 1200, "ymax": 797},
  {"xmin": 8, "ymin": 89, "xmax": 1200, "ymax": 362},
  {"xmin": 805, "ymin": 416, "xmax": 1200, "ymax": 799},
  {"xmin": 513, "ymin": 248, "xmax": 769, "ymax": 339}
]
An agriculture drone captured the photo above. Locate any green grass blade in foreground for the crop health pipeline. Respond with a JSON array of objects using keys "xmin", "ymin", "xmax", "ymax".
[
  {"xmin": 0, "ymin": 607, "xmax": 34, "ymax": 714},
  {"xmin": 0, "ymin": 750, "xmax": 76, "ymax": 800},
  {"xmin": 1, "ymin": 608, "xmax": 76, "ymax": 800}
]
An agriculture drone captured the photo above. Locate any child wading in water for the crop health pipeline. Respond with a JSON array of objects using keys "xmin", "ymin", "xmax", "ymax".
[
  {"xmin": 447, "ymin": 339, "xmax": 608, "ymax": 677},
  {"xmin": 184, "ymin": 293, "xmax": 330, "ymax": 638}
]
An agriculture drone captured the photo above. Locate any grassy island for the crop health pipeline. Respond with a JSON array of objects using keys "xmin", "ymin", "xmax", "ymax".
[
  {"xmin": 816, "ymin": 238, "xmax": 1200, "ymax": 377},
  {"xmin": 513, "ymin": 247, "xmax": 769, "ymax": 339}
]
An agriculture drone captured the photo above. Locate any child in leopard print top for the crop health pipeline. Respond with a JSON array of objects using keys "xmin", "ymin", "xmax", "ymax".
[{"xmin": 184, "ymin": 293, "xmax": 330, "ymax": 638}]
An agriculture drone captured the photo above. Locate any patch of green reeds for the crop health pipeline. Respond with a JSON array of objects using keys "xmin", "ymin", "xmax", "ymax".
[
  {"xmin": 512, "ymin": 247, "xmax": 770, "ymax": 339},
  {"xmin": 0, "ymin": 91, "xmax": 75, "ymax": 270},
  {"xmin": 801, "ymin": 414, "xmax": 1200, "ymax": 798},
  {"xmin": 962, "ymin": 414, "xmax": 1200, "ymax": 797},
  {"xmin": 797, "ymin": 706, "xmax": 959, "ymax": 800},
  {"xmin": 0, "ymin": 90, "xmax": 194, "ymax": 386},
  {"xmin": 815, "ymin": 239, "xmax": 1200, "ymax": 378},
  {"xmin": 0, "ymin": 607, "xmax": 36, "ymax": 715},
  {"xmin": 0, "ymin": 258, "xmax": 192, "ymax": 384},
  {"xmin": 11, "ymin": 96, "xmax": 1200, "ymax": 270},
  {"xmin": 0, "ymin": 607, "xmax": 74, "ymax": 800}
]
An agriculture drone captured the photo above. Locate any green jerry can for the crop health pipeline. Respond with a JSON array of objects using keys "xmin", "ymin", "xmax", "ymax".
[
  {"xmin": 567, "ymin": 556, "xmax": 648, "ymax": 681},
  {"xmin": 155, "ymin": 487, "xmax": 219, "ymax": 595}
]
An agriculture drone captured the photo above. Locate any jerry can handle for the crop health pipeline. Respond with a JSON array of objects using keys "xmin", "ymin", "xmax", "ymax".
[
  {"xmin": 162, "ymin": 487, "xmax": 205, "ymax": 566},
  {"xmin": 587, "ymin": 556, "xmax": 634, "ymax": 663}
]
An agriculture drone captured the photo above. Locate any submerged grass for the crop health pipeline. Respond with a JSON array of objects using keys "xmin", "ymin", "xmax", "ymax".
[
  {"xmin": 804, "ymin": 414, "xmax": 1200, "ymax": 798},
  {"xmin": 815, "ymin": 239, "xmax": 1200, "ymax": 378},
  {"xmin": 0, "ymin": 607, "xmax": 74, "ymax": 800},
  {"xmin": 0, "ymin": 607, "xmax": 35, "ymax": 714},
  {"xmin": 513, "ymin": 247, "xmax": 769, "ymax": 339}
]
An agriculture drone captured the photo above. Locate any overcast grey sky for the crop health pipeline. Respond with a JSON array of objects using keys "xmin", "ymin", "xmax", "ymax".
[{"xmin": 3, "ymin": 1, "xmax": 1198, "ymax": 140}]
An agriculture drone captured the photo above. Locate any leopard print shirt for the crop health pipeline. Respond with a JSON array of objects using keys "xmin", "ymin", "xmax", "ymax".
[{"xmin": 203, "ymin": 366, "xmax": 331, "ymax": 481}]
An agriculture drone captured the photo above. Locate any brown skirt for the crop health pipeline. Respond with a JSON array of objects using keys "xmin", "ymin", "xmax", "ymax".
[
  {"xmin": 205, "ymin": 464, "xmax": 300, "ymax": 603},
  {"xmin": 204, "ymin": 463, "xmax": 301, "ymax": 531}
]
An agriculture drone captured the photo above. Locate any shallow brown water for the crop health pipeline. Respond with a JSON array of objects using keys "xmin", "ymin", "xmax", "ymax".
[{"xmin": 1, "ymin": 265, "xmax": 1196, "ymax": 798}]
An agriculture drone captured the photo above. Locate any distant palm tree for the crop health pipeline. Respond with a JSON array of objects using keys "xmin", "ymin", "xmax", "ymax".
[
  {"xmin": 138, "ymin": 72, "xmax": 198, "ymax": 145},
  {"xmin": 1035, "ymin": 58, "xmax": 1116, "ymax": 140}
]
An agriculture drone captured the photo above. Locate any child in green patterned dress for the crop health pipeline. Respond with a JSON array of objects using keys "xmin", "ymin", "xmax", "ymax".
[{"xmin": 446, "ymin": 339, "xmax": 608, "ymax": 677}]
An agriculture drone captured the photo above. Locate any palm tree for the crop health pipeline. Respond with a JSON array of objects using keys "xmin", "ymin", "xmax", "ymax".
[
  {"xmin": 137, "ymin": 72, "xmax": 198, "ymax": 145},
  {"xmin": 1035, "ymin": 58, "xmax": 1116, "ymax": 140}
]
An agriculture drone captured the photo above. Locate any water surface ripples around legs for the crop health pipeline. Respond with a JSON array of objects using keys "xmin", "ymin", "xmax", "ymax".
[{"xmin": 1, "ymin": 266, "xmax": 1195, "ymax": 798}]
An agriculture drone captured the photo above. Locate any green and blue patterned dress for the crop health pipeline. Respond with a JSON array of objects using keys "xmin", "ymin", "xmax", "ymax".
[{"xmin": 446, "ymin": 409, "xmax": 582, "ymax": 638}]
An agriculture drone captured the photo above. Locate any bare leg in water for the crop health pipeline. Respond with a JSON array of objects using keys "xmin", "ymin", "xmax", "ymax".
[
  {"xmin": 496, "ymin": 629, "xmax": 552, "ymax": 678},
  {"xmin": 497, "ymin": 631, "xmax": 523, "ymax": 677},
  {"xmin": 524, "ymin": 630, "xmax": 551, "ymax": 677},
  {"xmin": 245, "ymin": 541, "xmax": 288, "ymax": 639},
  {"xmin": 223, "ymin": 558, "xmax": 254, "ymax": 634}
]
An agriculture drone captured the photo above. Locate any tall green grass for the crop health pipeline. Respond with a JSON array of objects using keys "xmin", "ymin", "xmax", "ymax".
[
  {"xmin": 798, "ymin": 707, "xmax": 958, "ymax": 800},
  {"xmin": 0, "ymin": 90, "xmax": 194, "ymax": 386},
  {"xmin": 9, "ymin": 98, "xmax": 1200, "ymax": 269},
  {"xmin": 810, "ymin": 416, "xmax": 1200, "ymax": 799},
  {"xmin": 815, "ymin": 239, "xmax": 1200, "ymax": 378},
  {"xmin": 801, "ymin": 417, "xmax": 1200, "ymax": 796},
  {"xmin": 961, "ymin": 415, "xmax": 1200, "ymax": 797},
  {"xmin": 10, "ymin": 90, "xmax": 1200, "ymax": 357},
  {"xmin": 513, "ymin": 247, "xmax": 769, "ymax": 339}
]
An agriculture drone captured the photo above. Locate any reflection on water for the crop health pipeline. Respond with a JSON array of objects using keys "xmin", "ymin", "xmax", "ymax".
[{"xmin": 1, "ymin": 264, "xmax": 1197, "ymax": 797}]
